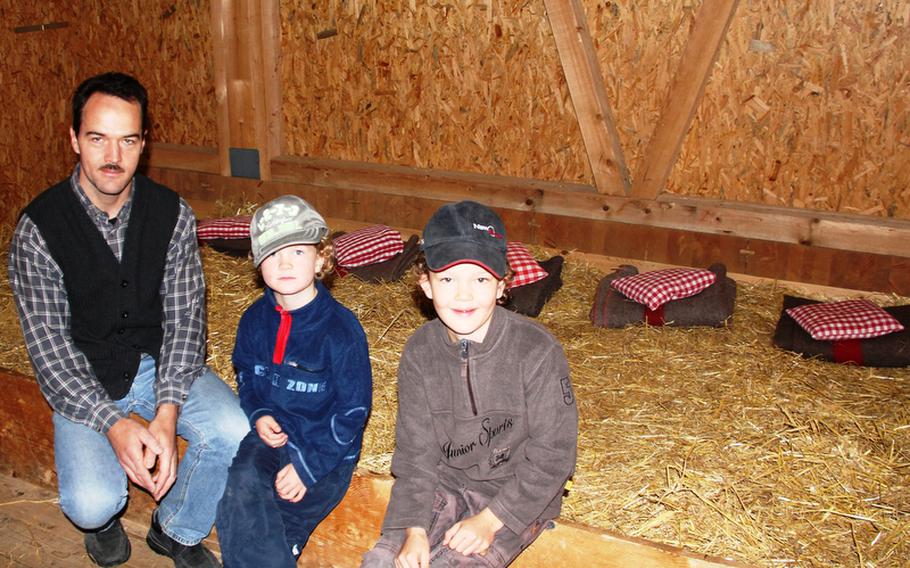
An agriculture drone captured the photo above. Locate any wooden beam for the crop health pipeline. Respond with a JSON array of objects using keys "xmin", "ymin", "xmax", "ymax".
[
  {"xmin": 634, "ymin": 0, "xmax": 741, "ymax": 199},
  {"xmin": 260, "ymin": 2, "xmax": 283, "ymax": 161},
  {"xmin": 296, "ymin": 473, "xmax": 750, "ymax": 568},
  {"xmin": 148, "ymin": 164, "xmax": 910, "ymax": 295},
  {"xmin": 242, "ymin": 0, "xmax": 275, "ymax": 180},
  {"xmin": 210, "ymin": 0, "xmax": 233, "ymax": 176},
  {"xmin": 0, "ymin": 368, "xmax": 54, "ymax": 485},
  {"xmin": 543, "ymin": 0, "xmax": 630, "ymax": 196},
  {"xmin": 0, "ymin": 368, "xmax": 749, "ymax": 568},
  {"xmin": 266, "ymin": 156, "xmax": 910, "ymax": 260},
  {"xmin": 143, "ymin": 143, "xmax": 220, "ymax": 174},
  {"xmin": 144, "ymin": 155, "xmax": 910, "ymax": 266},
  {"xmin": 516, "ymin": 517, "xmax": 750, "ymax": 568},
  {"xmin": 0, "ymin": 367, "xmax": 183, "ymax": 523},
  {"xmin": 209, "ymin": 1, "xmax": 277, "ymax": 180},
  {"xmin": 225, "ymin": 4, "xmax": 256, "ymax": 150}
]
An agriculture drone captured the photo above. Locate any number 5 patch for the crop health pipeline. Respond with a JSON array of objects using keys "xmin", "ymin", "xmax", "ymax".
[{"xmin": 560, "ymin": 376, "xmax": 574, "ymax": 405}]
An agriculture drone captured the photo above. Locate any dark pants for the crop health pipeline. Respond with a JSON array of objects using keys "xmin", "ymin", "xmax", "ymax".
[
  {"xmin": 360, "ymin": 478, "xmax": 550, "ymax": 568},
  {"xmin": 216, "ymin": 431, "xmax": 356, "ymax": 567}
]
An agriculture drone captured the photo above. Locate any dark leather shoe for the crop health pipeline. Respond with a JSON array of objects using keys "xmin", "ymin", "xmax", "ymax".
[
  {"xmin": 84, "ymin": 519, "xmax": 131, "ymax": 567},
  {"xmin": 146, "ymin": 511, "xmax": 220, "ymax": 567}
]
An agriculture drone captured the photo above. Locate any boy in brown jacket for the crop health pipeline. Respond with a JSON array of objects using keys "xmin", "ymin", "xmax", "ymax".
[{"xmin": 361, "ymin": 201, "xmax": 578, "ymax": 567}]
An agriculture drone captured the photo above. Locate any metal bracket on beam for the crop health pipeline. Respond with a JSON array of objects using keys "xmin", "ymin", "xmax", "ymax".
[{"xmin": 229, "ymin": 148, "xmax": 261, "ymax": 180}]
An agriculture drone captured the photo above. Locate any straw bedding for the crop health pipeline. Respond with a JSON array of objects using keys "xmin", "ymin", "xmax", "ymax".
[{"xmin": 1, "ymin": 230, "xmax": 909, "ymax": 568}]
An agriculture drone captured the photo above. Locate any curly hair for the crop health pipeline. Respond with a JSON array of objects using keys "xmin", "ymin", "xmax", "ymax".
[{"xmin": 314, "ymin": 235, "xmax": 335, "ymax": 280}]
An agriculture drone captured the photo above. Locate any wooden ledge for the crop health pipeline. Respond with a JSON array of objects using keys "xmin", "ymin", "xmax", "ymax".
[
  {"xmin": 0, "ymin": 367, "xmax": 176, "ymax": 528},
  {"xmin": 0, "ymin": 367, "xmax": 750, "ymax": 567},
  {"xmin": 146, "ymin": 164, "xmax": 910, "ymax": 294},
  {"xmin": 141, "ymin": 148, "xmax": 910, "ymax": 260},
  {"xmin": 299, "ymin": 471, "xmax": 750, "ymax": 568}
]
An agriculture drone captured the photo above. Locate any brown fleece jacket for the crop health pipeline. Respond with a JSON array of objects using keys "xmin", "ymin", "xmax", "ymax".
[{"xmin": 382, "ymin": 306, "xmax": 578, "ymax": 535}]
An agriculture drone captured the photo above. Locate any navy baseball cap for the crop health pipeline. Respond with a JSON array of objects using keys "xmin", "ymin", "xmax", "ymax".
[{"xmin": 421, "ymin": 200, "xmax": 507, "ymax": 278}]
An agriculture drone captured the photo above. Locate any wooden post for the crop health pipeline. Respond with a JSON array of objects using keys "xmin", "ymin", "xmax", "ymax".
[
  {"xmin": 634, "ymin": 0, "xmax": 741, "ymax": 199},
  {"xmin": 544, "ymin": 0, "xmax": 631, "ymax": 196},
  {"xmin": 260, "ymin": 2, "xmax": 283, "ymax": 163},
  {"xmin": 211, "ymin": 0, "xmax": 233, "ymax": 177},
  {"xmin": 210, "ymin": 0, "xmax": 281, "ymax": 180}
]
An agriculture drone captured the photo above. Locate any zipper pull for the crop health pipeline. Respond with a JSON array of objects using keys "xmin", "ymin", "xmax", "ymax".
[{"xmin": 460, "ymin": 339, "xmax": 478, "ymax": 416}]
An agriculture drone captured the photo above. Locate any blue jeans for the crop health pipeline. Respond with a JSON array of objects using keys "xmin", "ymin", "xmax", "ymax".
[
  {"xmin": 53, "ymin": 355, "xmax": 249, "ymax": 545},
  {"xmin": 216, "ymin": 430, "xmax": 356, "ymax": 567}
]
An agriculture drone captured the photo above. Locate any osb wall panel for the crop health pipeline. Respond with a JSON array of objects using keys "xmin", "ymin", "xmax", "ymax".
[
  {"xmin": 280, "ymin": 0, "xmax": 592, "ymax": 182},
  {"xmin": 280, "ymin": 0, "xmax": 908, "ymax": 221},
  {"xmin": 278, "ymin": 1, "xmax": 700, "ymax": 187},
  {"xmin": 586, "ymin": 0, "xmax": 696, "ymax": 185},
  {"xmin": 671, "ymin": 1, "xmax": 910, "ymax": 219},
  {"xmin": 0, "ymin": 1, "xmax": 215, "ymax": 228}
]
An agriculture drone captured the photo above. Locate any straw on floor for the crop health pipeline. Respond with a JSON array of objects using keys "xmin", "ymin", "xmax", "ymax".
[{"xmin": 1, "ymin": 229, "xmax": 908, "ymax": 567}]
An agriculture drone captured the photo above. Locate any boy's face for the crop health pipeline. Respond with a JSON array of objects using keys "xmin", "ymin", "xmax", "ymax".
[
  {"xmin": 259, "ymin": 244, "xmax": 324, "ymax": 311},
  {"xmin": 420, "ymin": 262, "xmax": 506, "ymax": 343}
]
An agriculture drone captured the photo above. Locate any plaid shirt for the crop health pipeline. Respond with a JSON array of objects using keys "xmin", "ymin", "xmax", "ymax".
[{"xmin": 8, "ymin": 167, "xmax": 207, "ymax": 433}]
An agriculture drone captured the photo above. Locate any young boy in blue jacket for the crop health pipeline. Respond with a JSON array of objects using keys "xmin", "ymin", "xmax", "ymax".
[{"xmin": 216, "ymin": 195, "xmax": 372, "ymax": 567}]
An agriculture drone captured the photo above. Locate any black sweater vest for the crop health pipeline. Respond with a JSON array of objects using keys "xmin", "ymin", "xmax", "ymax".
[{"xmin": 25, "ymin": 175, "xmax": 179, "ymax": 399}]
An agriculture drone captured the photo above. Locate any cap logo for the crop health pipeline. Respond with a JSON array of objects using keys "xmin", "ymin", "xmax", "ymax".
[
  {"xmin": 257, "ymin": 203, "xmax": 300, "ymax": 232},
  {"xmin": 472, "ymin": 222, "xmax": 504, "ymax": 239}
]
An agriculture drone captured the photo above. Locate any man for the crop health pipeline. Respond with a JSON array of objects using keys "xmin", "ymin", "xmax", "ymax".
[{"xmin": 8, "ymin": 72, "xmax": 248, "ymax": 567}]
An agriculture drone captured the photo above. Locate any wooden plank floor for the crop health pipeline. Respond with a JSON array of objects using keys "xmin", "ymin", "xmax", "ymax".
[{"xmin": 0, "ymin": 472, "xmax": 218, "ymax": 567}]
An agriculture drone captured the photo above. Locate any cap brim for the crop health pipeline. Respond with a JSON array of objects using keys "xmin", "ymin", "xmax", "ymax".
[
  {"xmin": 424, "ymin": 241, "xmax": 506, "ymax": 279},
  {"xmin": 253, "ymin": 227, "xmax": 327, "ymax": 267}
]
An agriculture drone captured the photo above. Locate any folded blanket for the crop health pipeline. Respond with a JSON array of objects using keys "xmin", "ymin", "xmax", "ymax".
[
  {"xmin": 196, "ymin": 216, "xmax": 252, "ymax": 257},
  {"xmin": 201, "ymin": 237, "xmax": 251, "ymax": 257},
  {"xmin": 773, "ymin": 295, "xmax": 910, "ymax": 367},
  {"xmin": 590, "ymin": 263, "xmax": 736, "ymax": 328},
  {"xmin": 341, "ymin": 235, "xmax": 421, "ymax": 283},
  {"xmin": 504, "ymin": 256, "xmax": 564, "ymax": 317}
]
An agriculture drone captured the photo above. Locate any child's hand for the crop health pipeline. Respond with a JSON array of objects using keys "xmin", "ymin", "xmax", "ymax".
[
  {"xmin": 443, "ymin": 507, "xmax": 503, "ymax": 557},
  {"xmin": 395, "ymin": 527, "xmax": 429, "ymax": 568},
  {"xmin": 255, "ymin": 415, "xmax": 288, "ymax": 448},
  {"xmin": 275, "ymin": 463, "xmax": 306, "ymax": 502}
]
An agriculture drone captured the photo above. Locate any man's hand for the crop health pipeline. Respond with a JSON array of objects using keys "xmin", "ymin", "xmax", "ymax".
[
  {"xmin": 443, "ymin": 507, "xmax": 504, "ymax": 557},
  {"xmin": 255, "ymin": 415, "xmax": 288, "ymax": 448},
  {"xmin": 106, "ymin": 416, "xmax": 162, "ymax": 495},
  {"xmin": 147, "ymin": 404, "xmax": 179, "ymax": 500},
  {"xmin": 395, "ymin": 527, "xmax": 430, "ymax": 568},
  {"xmin": 275, "ymin": 463, "xmax": 306, "ymax": 502}
]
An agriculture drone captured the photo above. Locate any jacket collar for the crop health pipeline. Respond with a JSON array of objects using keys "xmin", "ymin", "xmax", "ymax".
[
  {"xmin": 264, "ymin": 280, "xmax": 330, "ymax": 318},
  {"xmin": 430, "ymin": 305, "xmax": 510, "ymax": 358}
]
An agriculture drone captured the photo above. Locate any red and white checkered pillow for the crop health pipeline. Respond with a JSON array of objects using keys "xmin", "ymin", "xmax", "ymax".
[
  {"xmin": 506, "ymin": 242, "xmax": 548, "ymax": 289},
  {"xmin": 611, "ymin": 267, "xmax": 716, "ymax": 311},
  {"xmin": 334, "ymin": 225, "xmax": 404, "ymax": 268},
  {"xmin": 786, "ymin": 299, "xmax": 904, "ymax": 341},
  {"xmin": 196, "ymin": 216, "xmax": 252, "ymax": 241}
]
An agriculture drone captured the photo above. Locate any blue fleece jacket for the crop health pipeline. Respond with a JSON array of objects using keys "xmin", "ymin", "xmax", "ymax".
[{"xmin": 233, "ymin": 281, "xmax": 372, "ymax": 486}]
